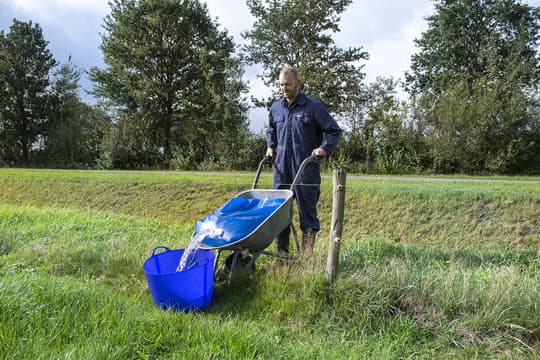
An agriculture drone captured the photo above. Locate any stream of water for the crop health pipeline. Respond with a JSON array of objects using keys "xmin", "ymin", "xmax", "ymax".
[{"xmin": 176, "ymin": 220, "xmax": 223, "ymax": 272}]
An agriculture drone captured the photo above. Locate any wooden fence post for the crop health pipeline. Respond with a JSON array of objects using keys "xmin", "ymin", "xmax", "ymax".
[{"xmin": 326, "ymin": 168, "xmax": 346, "ymax": 283}]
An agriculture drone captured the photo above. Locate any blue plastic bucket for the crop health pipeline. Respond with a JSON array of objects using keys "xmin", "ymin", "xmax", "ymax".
[{"xmin": 143, "ymin": 246, "xmax": 214, "ymax": 312}]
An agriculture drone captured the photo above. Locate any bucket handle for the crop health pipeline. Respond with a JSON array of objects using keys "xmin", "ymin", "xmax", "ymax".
[{"xmin": 151, "ymin": 246, "xmax": 171, "ymax": 257}]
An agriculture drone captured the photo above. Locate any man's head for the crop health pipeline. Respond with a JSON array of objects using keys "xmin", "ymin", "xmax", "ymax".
[{"xmin": 279, "ymin": 66, "xmax": 302, "ymax": 104}]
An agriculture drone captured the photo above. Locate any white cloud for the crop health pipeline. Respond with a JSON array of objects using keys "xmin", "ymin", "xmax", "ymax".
[
  {"xmin": 4, "ymin": 0, "xmax": 108, "ymax": 20},
  {"xmin": 1, "ymin": 0, "xmax": 108, "ymax": 45},
  {"xmin": 203, "ymin": 0, "xmax": 254, "ymax": 40},
  {"xmin": 335, "ymin": 1, "xmax": 434, "ymax": 84}
]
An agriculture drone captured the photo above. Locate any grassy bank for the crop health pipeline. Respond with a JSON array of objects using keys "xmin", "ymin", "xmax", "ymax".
[{"xmin": 0, "ymin": 169, "xmax": 539, "ymax": 358}]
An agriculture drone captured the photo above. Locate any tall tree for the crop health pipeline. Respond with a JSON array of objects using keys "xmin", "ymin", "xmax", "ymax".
[
  {"xmin": 405, "ymin": 0, "xmax": 540, "ymax": 174},
  {"xmin": 242, "ymin": 0, "xmax": 367, "ymax": 113},
  {"xmin": 337, "ymin": 77, "xmax": 426, "ymax": 173},
  {"xmin": 406, "ymin": 0, "xmax": 539, "ymax": 98},
  {"xmin": 0, "ymin": 19, "xmax": 57, "ymax": 166},
  {"xmin": 46, "ymin": 58, "xmax": 112, "ymax": 168},
  {"xmin": 90, "ymin": 0, "xmax": 249, "ymax": 168},
  {"xmin": 46, "ymin": 58, "xmax": 83, "ymax": 167}
]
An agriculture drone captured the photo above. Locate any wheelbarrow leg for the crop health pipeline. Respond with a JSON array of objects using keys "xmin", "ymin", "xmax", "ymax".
[
  {"xmin": 246, "ymin": 250, "xmax": 264, "ymax": 269},
  {"xmin": 228, "ymin": 251, "xmax": 241, "ymax": 281},
  {"xmin": 291, "ymin": 223, "xmax": 301, "ymax": 258},
  {"xmin": 214, "ymin": 249, "xmax": 223, "ymax": 276},
  {"xmin": 215, "ymin": 250, "xmax": 240, "ymax": 282}
]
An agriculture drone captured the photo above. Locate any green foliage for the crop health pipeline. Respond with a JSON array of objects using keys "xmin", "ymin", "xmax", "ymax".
[
  {"xmin": 406, "ymin": 0, "xmax": 540, "ymax": 98},
  {"xmin": 215, "ymin": 131, "xmax": 268, "ymax": 171},
  {"xmin": 429, "ymin": 75, "xmax": 540, "ymax": 174},
  {"xmin": 0, "ymin": 21, "xmax": 110, "ymax": 169},
  {"xmin": 46, "ymin": 59, "xmax": 83, "ymax": 167},
  {"xmin": 90, "ymin": 0, "xmax": 250, "ymax": 169},
  {"xmin": 2, "ymin": 1, "xmax": 540, "ymax": 175},
  {"xmin": 337, "ymin": 77, "xmax": 428, "ymax": 174},
  {"xmin": 242, "ymin": 0, "xmax": 367, "ymax": 113},
  {"xmin": 0, "ymin": 19, "xmax": 57, "ymax": 165},
  {"xmin": 405, "ymin": 0, "xmax": 540, "ymax": 174},
  {"xmin": 44, "ymin": 59, "xmax": 112, "ymax": 168}
]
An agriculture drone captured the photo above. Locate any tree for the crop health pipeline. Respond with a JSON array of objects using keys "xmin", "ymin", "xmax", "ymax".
[
  {"xmin": 405, "ymin": 0, "xmax": 540, "ymax": 174},
  {"xmin": 90, "ymin": 0, "xmax": 249, "ymax": 169},
  {"xmin": 242, "ymin": 0, "xmax": 368, "ymax": 114},
  {"xmin": 406, "ymin": 0, "xmax": 539, "ymax": 98},
  {"xmin": 46, "ymin": 58, "xmax": 111, "ymax": 168},
  {"xmin": 0, "ymin": 19, "xmax": 57, "ymax": 166},
  {"xmin": 46, "ymin": 58, "xmax": 84, "ymax": 167},
  {"xmin": 78, "ymin": 103, "xmax": 112, "ymax": 168},
  {"xmin": 337, "ymin": 77, "xmax": 426, "ymax": 173},
  {"xmin": 427, "ymin": 74, "xmax": 540, "ymax": 173}
]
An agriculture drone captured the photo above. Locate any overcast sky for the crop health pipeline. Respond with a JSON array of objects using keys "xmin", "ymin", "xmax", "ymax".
[{"xmin": 1, "ymin": 0, "xmax": 539, "ymax": 132}]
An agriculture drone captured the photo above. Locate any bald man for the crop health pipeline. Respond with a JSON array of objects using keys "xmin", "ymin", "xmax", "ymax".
[{"xmin": 266, "ymin": 66, "xmax": 342, "ymax": 255}]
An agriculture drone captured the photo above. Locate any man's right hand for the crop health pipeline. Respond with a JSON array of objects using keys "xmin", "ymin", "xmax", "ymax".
[{"xmin": 266, "ymin": 148, "xmax": 274, "ymax": 158}]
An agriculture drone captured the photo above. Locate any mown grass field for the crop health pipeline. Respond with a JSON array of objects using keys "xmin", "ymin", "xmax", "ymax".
[{"xmin": 0, "ymin": 168, "xmax": 539, "ymax": 359}]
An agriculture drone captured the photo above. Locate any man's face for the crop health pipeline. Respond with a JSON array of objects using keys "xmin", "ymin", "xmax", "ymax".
[{"xmin": 279, "ymin": 72, "xmax": 301, "ymax": 104}]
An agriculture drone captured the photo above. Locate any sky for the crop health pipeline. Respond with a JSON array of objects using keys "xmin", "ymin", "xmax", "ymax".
[{"xmin": 1, "ymin": 0, "xmax": 539, "ymax": 132}]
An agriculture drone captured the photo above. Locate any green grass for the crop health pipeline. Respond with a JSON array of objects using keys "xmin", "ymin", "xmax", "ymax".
[{"xmin": 0, "ymin": 169, "xmax": 539, "ymax": 359}]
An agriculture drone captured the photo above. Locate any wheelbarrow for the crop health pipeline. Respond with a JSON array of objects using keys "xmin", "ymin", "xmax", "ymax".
[{"xmin": 197, "ymin": 154, "xmax": 321, "ymax": 276}]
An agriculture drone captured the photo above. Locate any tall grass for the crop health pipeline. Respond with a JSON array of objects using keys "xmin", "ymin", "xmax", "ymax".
[{"xmin": 0, "ymin": 169, "xmax": 539, "ymax": 358}]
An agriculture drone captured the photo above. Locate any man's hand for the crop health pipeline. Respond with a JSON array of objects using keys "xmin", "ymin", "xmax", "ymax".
[
  {"xmin": 266, "ymin": 147, "xmax": 274, "ymax": 158},
  {"xmin": 312, "ymin": 147, "xmax": 326, "ymax": 157}
]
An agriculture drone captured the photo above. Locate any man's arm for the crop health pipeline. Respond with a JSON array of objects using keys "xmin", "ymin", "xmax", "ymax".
[
  {"xmin": 266, "ymin": 110, "xmax": 277, "ymax": 158},
  {"xmin": 315, "ymin": 103, "xmax": 342, "ymax": 157}
]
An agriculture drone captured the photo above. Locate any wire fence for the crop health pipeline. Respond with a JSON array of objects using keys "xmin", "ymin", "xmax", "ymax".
[{"xmin": 1, "ymin": 171, "xmax": 540, "ymax": 196}]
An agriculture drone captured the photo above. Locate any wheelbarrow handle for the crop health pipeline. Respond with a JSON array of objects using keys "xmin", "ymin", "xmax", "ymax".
[
  {"xmin": 290, "ymin": 154, "xmax": 323, "ymax": 192},
  {"xmin": 252, "ymin": 155, "xmax": 273, "ymax": 189},
  {"xmin": 252, "ymin": 154, "xmax": 322, "ymax": 190}
]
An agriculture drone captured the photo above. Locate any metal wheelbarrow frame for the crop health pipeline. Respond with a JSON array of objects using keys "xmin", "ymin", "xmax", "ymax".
[{"xmin": 198, "ymin": 155, "xmax": 321, "ymax": 275}]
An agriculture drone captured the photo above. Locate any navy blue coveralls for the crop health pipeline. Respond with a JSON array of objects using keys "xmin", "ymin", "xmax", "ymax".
[{"xmin": 267, "ymin": 92, "xmax": 342, "ymax": 234}]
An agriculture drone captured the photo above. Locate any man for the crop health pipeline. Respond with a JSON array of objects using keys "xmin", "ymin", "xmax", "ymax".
[{"xmin": 266, "ymin": 66, "xmax": 342, "ymax": 255}]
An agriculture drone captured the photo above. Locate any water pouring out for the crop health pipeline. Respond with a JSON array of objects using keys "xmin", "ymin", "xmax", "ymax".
[{"xmin": 176, "ymin": 220, "xmax": 223, "ymax": 272}]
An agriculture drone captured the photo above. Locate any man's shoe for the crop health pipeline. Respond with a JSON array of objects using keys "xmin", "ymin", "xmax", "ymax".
[{"xmin": 302, "ymin": 228, "xmax": 316, "ymax": 256}]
